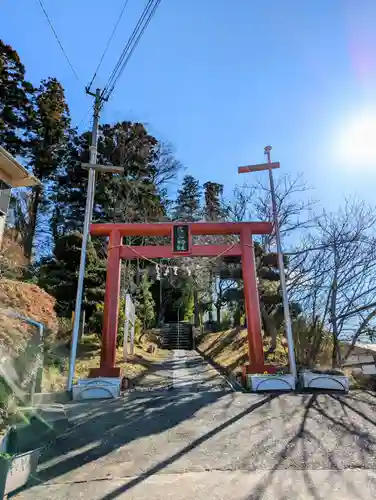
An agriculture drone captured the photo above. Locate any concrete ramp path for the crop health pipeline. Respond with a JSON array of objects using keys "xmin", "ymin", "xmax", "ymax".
[{"xmin": 11, "ymin": 351, "xmax": 376, "ymax": 499}]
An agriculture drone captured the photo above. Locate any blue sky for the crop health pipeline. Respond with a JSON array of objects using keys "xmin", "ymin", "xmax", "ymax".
[{"xmin": 2, "ymin": 0, "xmax": 376, "ymax": 210}]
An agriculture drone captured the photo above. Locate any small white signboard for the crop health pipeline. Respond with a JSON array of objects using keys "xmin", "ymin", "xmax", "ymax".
[{"xmin": 123, "ymin": 294, "xmax": 136, "ymax": 360}]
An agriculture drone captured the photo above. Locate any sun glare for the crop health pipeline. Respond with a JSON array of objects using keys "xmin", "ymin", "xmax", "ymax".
[{"xmin": 335, "ymin": 110, "xmax": 376, "ymax": 168}]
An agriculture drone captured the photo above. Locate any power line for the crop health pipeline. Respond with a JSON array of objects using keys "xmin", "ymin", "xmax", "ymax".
[
  {"xmin": 76, "ymin": 104, "xmax": 94, "ymax": 131},
  {"xmin": 108, "ymin": 0, "xmax": 161, "ymax": 96},
  {"xmin": 104, "ymin": 0, "xmax": 155, "ymax": 95},
  {"xmin": 102, "ymin": 0, "xmax": 162, "ymax": 102},
  {"xmin": 37, "ymin": 0, "xmax": 80, "ymax": 81},
  {"xmin": 86, "ymin": 0, "xmax": 130, "ymax": 93}
]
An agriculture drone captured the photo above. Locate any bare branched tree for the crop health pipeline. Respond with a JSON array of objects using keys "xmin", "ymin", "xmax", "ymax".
[
  {"xmin": 227, "ymin": 173, "xmax": 315, "ymax": 349},
  {"xmin": 228, "ymin": 173, "xmax": 316, "ymax": 249},
  {"xmin": 290, "ymin": 199, "xmax": 376, "ymax": 366}
]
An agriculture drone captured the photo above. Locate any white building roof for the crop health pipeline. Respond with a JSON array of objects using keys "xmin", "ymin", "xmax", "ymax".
[{"xmin": 0, "ymin": 146, "xmax": 41, "ymax": 187}]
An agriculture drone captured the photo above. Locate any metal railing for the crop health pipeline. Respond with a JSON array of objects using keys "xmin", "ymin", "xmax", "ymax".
[{"xmin": 0, "ymin": 310, "xmax": 44, "ymax": 405}]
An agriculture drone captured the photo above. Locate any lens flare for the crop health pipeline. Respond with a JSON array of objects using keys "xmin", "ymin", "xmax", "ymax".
[{"xmin": 335, "ymin": 109, "xmax": 376, "ymax": 168}]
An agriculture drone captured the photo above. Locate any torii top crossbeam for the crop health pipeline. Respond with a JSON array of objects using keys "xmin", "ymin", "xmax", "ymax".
[{"xmin": 90, "ymin": 221, "xmax": 272, "ymax": 237}]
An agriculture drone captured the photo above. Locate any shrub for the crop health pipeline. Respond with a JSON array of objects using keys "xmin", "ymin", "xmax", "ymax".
[
  {"xmin": 292, "ymin": 316, "xmax": 332, "ymax": 368},
  {"xmin": 220, "ymin": 310, "xmax": 232, "ymax": 330}
]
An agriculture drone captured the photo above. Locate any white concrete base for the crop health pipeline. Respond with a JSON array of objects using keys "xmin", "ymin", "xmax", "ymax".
[
  {"xmin": 72, "ymin": 377, "xmax": 122, "ymax": 400},
  {"xmin": 0, "ymin": 429, "xmax": 8, "ymax": 452},
  {"xmin": 76, "ymin": 377, "xmax": 121, "ymax": 386},
  {"xmin": 248, "ymin": 374, "xmax": 295, "ymax": 392},
  {"xmin": 362, "ymin": 364, "xmax": 376, "ymax": 375},
  {"xmin": 300, "ymin": 371, "xmax": 349, "ymax": 391}
]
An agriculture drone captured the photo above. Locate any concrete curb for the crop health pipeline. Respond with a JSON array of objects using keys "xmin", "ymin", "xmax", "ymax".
[{"xmin": 32, "ymin": 391, "xmax": 71, "ymax": 405}]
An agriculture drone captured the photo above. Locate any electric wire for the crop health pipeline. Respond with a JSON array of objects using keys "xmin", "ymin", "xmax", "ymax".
[
  {"xmin": 102, "ymin": 0, "xmax": 162, "ymax": 102},
  {"xmin": 86, "ymin": 0, "xmax": 130, "ymax": 92},
  {"xmin": 36, "ymin": 0, "xmax": 80, "ymax": 81},
  {"xmin": 76, "ymin": 104, "xmax": 94, "ymax": 131},
  {"xmin": 103, "ymin": 0, "xmax": 155, "ymax": 97}
]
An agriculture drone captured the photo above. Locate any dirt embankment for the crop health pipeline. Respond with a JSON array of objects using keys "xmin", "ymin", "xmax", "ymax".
[
  {"xmin": 0, "ymin": 233, "xmax": 58, "ymax": 348},
  {"xmin": 0, "ymin": 279, "xmax": 58, "ymax": 353},
  {"xmin": 0, "ymin": 279, "xmax": 57, "ymax": 329},
  {"xmin": 197, "ymin": 329, "xmax": 376, "ymax": 389},
  {"xmin": 198, "ymin": 328, "xmax": 297, "ymax": 378}
]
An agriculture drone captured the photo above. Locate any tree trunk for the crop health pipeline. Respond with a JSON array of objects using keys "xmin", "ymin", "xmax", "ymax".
[
  {"xmin": 24, "ymin": 186, "xmax": 41, "ymax": 262},
  {"xmin": 157, "ymin": 301, "xmax": 165, "ymax": 326},
  {"xmin": 330, "ymin": 247, "xmax": 340, "ymax": 368},
  {"xmin": 261, "ymin": 302, "xmax": 278, "ymax": 352},
  {"xmin": 78, "ymin": 308, "xmax": 85, "ymax": 342},
  {"xmin": 234, "ymin": 306, "xmax": 241, "ymax": 326},
  {"xmin": 194, "ymin": 289, "xmax": 199, "ymax": 327},
  {"xmin": 216, "ymin": 305, "xmax": 221, "ymax": 324},
  {"xmin": 332, "ymin": 333, "xmax": 340, "ymax": 368}
]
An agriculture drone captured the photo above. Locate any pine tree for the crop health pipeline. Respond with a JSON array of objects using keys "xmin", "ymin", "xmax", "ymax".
[
  {"xmin": 219, "ymin": 243, "xmax": 301, "ymax": 346},
  {"xmin": 0, "ymin": 40, "xmax": 34, "ymax": 155},
  {"xmin": 97, "ymin": 122, "xmax": 177, "ymax": 225},
  {"xmin": 174, "ymin": 175, "xmax": 201, "ymax": 221}
]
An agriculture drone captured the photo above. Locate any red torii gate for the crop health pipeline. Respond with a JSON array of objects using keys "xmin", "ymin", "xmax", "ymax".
[{"xmin": 88, "ymin": 221, "xmax": 276, "ymax": 379}]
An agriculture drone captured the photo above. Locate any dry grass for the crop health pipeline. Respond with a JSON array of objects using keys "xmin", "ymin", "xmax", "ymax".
[
  {"xmin": 197, "ymin": 328, "xmax": 355, "ymax": 377},
  {"xmin": 0, "ymin": 277, "xmax": 169, "ymax": 393},
  {"xmin": 198, "ymin": 328, "xmax": 376, "ymax": 390},
  {"xmin": 0, "ymin": 279, "xmax": 58, "ymax": 334},
  {"xmin": 197, "ymin": 328, "xmax": 247, "ymax": 375},
  {"xmin": 197, "ymin": 328, "xmax": 289, "ymax": 375},
  {"xmin": 42, "ymin": 334, "xmax": 170, "ymax": 392}
]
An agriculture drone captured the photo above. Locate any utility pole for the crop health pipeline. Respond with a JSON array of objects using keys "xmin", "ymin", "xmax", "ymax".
[
  {"xmin": 67, "ymin": 88, "xmax": 101, "ymax": 391},
  {"xmin": 67, "ymin": 90, "xmax": 125, "ymax": 392},
  {"xmin": 264, "ymin": 146, "xmax": 296, "ymax": 379},
  {"xmin": 237, "ymin": 146, "xmax": 297, "ymax": 379}
]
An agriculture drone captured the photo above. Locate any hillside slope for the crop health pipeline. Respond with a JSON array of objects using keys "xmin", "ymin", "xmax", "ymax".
[
  {"xmin": 197, "ymin": 328, "xmax": 376, "ymax": 389},
  {"xmin": 0, "ymin": 278, "xmax": 58, "ymax": 354},
  {"xmin": 197, "ymin": 328, "xmax": 288, "ymax": 376}
]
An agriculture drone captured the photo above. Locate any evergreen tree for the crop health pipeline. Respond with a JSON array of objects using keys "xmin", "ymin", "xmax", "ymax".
[
  {"xmin": 220, "ymin": 243, "xmax": 301, "ymax": 347},
  {"xmin": 203, "ymin": 181, "xmax": 224, "ymax": 221},
  {"xmin": 25, "ymin": 77, "xmax": 70, "ymax": 260},
  {"xmin": 0, "ymin": 39, "xmax": 34, "ymax": 155},
  {"xmin": 135, "ymin": 273, "xmax": 155, "ymax": 330},
  {"xmin": 38, "ymin": 232, "xmax": 106, "ymax": 322},
  {"xmin": 52, "ymin": 122, "xmax": 180, "ymax": 240},
  {"xmin": 51, "ymin": 129, "xmax": 90, "ymax": 238},
  {"xmin": 174, "ymin": 175, "xmax": 201, "ymax": 221}
]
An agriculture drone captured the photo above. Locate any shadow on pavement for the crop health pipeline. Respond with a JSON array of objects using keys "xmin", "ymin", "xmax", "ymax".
[
  {"xmin": 10, "ymin": 383, "xmax": 376, "ymax": 500},
  {"xmin": 14, "ymin": 390, "xmax": 230, "ymax": 495},
  {"xmin": 98, "ymin": 394, "xmax": 277, "ymax": 500},
  {"xmin": 246, "ymin": 392, "xmax": 376, "ymax": 500}
]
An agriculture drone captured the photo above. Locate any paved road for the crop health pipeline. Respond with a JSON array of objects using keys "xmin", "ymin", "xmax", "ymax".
[{"xmin": 12, "ymin": 351, "xmax": 376, "ymax": 499}]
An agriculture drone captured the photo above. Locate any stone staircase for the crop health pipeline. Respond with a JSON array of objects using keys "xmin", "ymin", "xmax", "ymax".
[{"xmin": 160, "ymin": 323, "xmax": 193, "ymax": 350}]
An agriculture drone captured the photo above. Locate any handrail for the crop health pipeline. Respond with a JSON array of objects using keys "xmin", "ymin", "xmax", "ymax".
[{"xmin": 0, "ymin": 309, "xmax": 45, "ymax": 403}]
